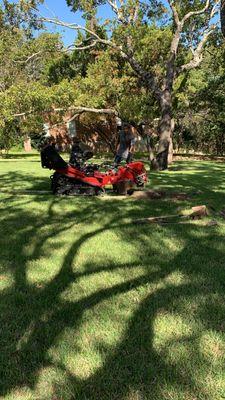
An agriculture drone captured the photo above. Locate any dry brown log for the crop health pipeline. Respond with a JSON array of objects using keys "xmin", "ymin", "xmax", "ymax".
[
  {"xmin": 190, "ymin": 205, "xmax": 209, "ymax": 219},
  {"xmin": 134, "ymin": 205, "xmax": 210, "ymax": 225}
]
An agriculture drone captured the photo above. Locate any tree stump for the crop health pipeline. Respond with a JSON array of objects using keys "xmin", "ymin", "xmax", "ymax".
[{"xmin": 190, "ymin": 205, "xmax": 209, "ymax": 219}]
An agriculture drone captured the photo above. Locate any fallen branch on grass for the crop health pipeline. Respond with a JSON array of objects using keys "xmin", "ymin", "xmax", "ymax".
[{"xmin": 134, "ymin": 205, "xmax": 210, "ymax": 225}]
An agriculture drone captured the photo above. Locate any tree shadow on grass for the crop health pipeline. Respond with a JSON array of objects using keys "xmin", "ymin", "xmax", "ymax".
[
  {"xmin": 0, "ymin": 171, "xmax": 50, "ymax": 192},
  {"xmin": 0, "ymin": 165, "xmax": 225, "ymax": 399},
  {"xmin": 0, "ymin": 153, "xmax": 39, "ymax": 160},
  {"xmin": 151, "ymin": 161, "xmax": 225, "ymax": 209}
]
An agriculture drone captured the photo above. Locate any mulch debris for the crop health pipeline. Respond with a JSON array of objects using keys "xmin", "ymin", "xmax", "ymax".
[{"xmin": 131, "ymin": 190, "xmax": 191, "ymax": 201}]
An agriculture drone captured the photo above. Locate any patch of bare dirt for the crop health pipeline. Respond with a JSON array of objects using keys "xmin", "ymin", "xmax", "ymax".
[{"xmin": 131, "ymin": 190, "xmax": 191, "ymax": 201}]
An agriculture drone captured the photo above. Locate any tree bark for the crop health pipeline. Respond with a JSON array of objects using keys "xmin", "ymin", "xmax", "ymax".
[
  {"xmin": 168, "ymin": 136, "xmax": 173, "ymax": 165},
  {"xmin": 156, "ymin": 90, "xmax": 173, "ymax": 170},
  {"xmin": 142, "ymin": 124, "xmax": 157, "ymax": 166},
  {"xmin": 147, "ymin": 142, "xmax": 158, "ymax": 170},
  {"xmin": 168, "ymin": 118, "xmax": 175, "ymax": 165}
]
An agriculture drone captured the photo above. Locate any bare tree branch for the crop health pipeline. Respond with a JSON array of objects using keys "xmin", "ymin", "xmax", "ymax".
[
  {"xmin": 165, "ymin": 2, "xmax": 184, "ymax": 90},
  {"xmin": 168, "ymin": 1, "xmax": 180, "ymax": 26},
  {"xmin": 180, "ymin": 27, "xmax": 215, "ymax": 72},
  {"xmin": 167, "ymin": 0, "xmax": 219, "ymax": 84},
  {"xmin": 133, "ymin": 1, "xmax": 140, "ymax": 22},
  {"xmin": 107, "ymin": 0, "xmax": 119, "ymax": 15},
  {"xmin": 38, "ymin": 15, "xmax": 127, "ymax": 55},
  {"xmin": 13, "ymin": 106, "xmax": 118, "ymax": 118},
  {"xmin": 106, "ymin": 0, "xmax": 127, "ymax": 23},
  {"xmin": 64, "ymin": 41, "xmax": 99, "ymax": 52},
  {"xmin": 39, "ymin": 16, "xmax": 106, "ymax": 41},
  {"xmin": 38, "ymin": 14, "xmax": 161, "ymax": 97},
  {"xmin": 58, "ymin": 107, "xmax": 118, "ymax": 115},
  {"xmin": 209, "ymin": 0, "xmax": 220, "ymax": 20},
  {"xmin": 36, "ymin": 1, "xmax": 218, "ymax": 103},
  {"xmin": 182, "ymin": 0, "xmax": 210, "ymax": 23},
  {"xmin": 13, "ymin": 51, "xmax": 43, "ymax": 64},
  {"xmin": 180, "ymin": 1, "xmax": 219, "ymax": 71}
]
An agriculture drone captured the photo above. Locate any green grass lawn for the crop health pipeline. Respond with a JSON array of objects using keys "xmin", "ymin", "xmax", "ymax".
[{"xmin": 0, "ymin": 154, "xmax": 225, "ymax": 400}]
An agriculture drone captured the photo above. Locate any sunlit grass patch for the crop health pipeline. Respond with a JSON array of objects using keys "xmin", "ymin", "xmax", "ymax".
[{"xmin": 0, "ymin": 156, "xmax": 225, "ymax": 399}]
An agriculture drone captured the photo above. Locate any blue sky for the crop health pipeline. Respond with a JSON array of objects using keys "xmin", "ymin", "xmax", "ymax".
[
  {"xmin": 0, "ymin": 0, "xmax": 114, "ymax": 46},
  {"xmin": 38, "ymin": 0, "xmax": 114, "ymax": 46},
  {"xmin": 1, "ymin": 0, "xmax": 220, "ymax": 46}
]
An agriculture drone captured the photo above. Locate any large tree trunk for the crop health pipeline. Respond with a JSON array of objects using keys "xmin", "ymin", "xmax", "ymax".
[
  {"xmin": 147, "ymin": 143, "xmax": 158, "ymax": 170},
  {"xmin": 168, "ymin": 118, "xmax": 175, "ymax": 165},
  {"xmin": 142, "ymin": 124, "xmax": 158, "ymax": 167},
  {"xmin": 156, "ymin": 90, "xmax": 173, "ymax": 170},
  {"xmin": 168, "ymin": 136, "xmax": 173, "ymax": 165}
]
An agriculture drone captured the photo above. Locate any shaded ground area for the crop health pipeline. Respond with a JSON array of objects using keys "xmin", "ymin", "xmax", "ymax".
[{"xmin": 0, "ymin": 156, "xmax": 225, "ymax": 400}]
